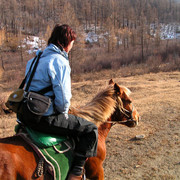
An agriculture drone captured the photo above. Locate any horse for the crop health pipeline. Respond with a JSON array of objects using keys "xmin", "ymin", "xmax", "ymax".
[{"xmin": 0, "ymin": 79, "xmax": 139, "ymax": 180}]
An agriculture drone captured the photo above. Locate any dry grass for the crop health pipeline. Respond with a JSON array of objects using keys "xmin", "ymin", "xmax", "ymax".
[
  {"xmin": 72, "ymin": 71, "xmax": 180, "ymax": 180},
  {"xmin": 0, "ymin": 71, "xmax": 180, "ymax": 179}
]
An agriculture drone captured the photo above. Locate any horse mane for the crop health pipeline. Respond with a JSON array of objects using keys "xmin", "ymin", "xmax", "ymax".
[{"xmin": 70, "ymin": 84, "xmax": 131, "ymax": 127}]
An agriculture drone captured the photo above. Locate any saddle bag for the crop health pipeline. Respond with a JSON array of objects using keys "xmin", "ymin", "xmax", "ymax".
[
  {"xmin": 25, "ymin": 91, "xmax": 51, "ymax": 116},
  {"xmin": 20, "ymin": 91, "xmax": 52, "ymax": 125}
]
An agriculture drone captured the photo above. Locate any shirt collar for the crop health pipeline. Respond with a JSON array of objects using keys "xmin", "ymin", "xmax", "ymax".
[{"xmin": 49, "ymin": 43, "xmax": 69, "ymax": 60}]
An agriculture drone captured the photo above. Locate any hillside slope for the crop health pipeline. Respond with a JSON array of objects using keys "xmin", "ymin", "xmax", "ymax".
[{"xmin": 0, "ymin": 71, "xmax": 180, "ymax": 179}]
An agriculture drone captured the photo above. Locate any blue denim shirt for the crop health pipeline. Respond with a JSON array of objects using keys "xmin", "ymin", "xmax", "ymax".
[{"xmin": 25, "ymin": 44, "xmax": 72, "ymax": 115}]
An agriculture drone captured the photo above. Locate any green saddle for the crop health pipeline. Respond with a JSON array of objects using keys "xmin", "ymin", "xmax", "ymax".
[
  {"xmin": 15, "ymin": 124, "xmax": 74, "ymax": 180},
  {"xmin": 25, "ymin": 126, "xmax": 68, "ymax": 148},
  {"xmin": 15, "ymin": 124, "xmax": 68, "ymax": 148}
]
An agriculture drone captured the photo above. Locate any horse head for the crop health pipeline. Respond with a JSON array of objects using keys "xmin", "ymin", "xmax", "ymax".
[
  {"xmin": 70, "ymin": 79, "xmax": 139, "ymax": 128},
  {"xmin": 109, "ymin": 79, "xmax": 140, "ymax": 127}
]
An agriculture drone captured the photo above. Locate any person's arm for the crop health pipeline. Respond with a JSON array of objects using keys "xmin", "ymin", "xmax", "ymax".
[{"xmin": 48, "ymin": 57, "xmax": 72, "ymax": 114}]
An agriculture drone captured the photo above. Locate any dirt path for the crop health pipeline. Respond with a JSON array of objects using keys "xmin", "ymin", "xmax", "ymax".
[
  {"xmin": 0, "ymin": 71, "xmax": 180, "ymax": 179},
  {"xmin": 102, "ymin": 72, "xmax": 180, "ymax": 180},
  {"xmin": 72, "ymin": 71, "xmax": 180, "ymax": 180}
]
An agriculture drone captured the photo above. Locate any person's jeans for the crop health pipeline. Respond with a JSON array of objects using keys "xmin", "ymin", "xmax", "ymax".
[{"xmin": 30, "ymin": 113, "xmax": 98, "ymax": 158}]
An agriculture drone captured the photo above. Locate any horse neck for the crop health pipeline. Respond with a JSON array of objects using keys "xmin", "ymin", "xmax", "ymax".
[
  {"xmin": 98, "ymin": 118, "xmax": 113, "ymax": 139},
  {"xmin": 69, "ymin": 87, "xmax": 116, "ymax": 126}
]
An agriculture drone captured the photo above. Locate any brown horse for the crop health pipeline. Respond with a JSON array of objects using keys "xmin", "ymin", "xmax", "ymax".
[{"xmin": 0, "ymin": 80, "xmax": 139, "ymax": 180}]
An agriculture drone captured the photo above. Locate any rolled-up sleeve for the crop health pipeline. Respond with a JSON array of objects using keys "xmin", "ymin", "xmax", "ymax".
[{"xmin": 48, "ymin": 57, "xmax": 72, "ymax": 114}]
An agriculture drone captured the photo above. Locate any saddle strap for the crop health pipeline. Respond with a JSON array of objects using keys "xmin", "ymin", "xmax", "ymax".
[
  {"xmin": 35, "ymin": 158, "xmax": 45, "ymax": 178},
  {"xmin": 16, "ymin": 133, "xmax": 55, "ymax": 179}
]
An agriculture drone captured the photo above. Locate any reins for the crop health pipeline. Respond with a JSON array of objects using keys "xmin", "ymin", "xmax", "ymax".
[{"xmin": 105, "ymin": 95, "xmax": 136, "ymax": 125}]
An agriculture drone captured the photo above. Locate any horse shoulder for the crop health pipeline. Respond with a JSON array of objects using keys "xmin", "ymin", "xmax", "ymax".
[
  {"xmin": 85, "ymin": 156, "xmax": 104, "ymax": 180},
  {"xmin": 84, "ymin": 135, "xmax": 106, "ymax": 179}
]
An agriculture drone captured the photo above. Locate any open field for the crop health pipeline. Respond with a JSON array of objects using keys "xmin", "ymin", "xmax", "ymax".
[{"xmin": 0, "ymin": 71, "xmax": 180, "ymax": 179}]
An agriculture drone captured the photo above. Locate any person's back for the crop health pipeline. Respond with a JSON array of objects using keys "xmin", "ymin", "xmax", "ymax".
[{"xmin": 25, "ymin": 43, "xmax": 71, "ymax": 116}]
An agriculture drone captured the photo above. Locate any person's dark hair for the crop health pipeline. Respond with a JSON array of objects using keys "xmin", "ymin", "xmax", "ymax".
[{"xmin": 48, "ymin": 24, "xmax": 77, "ymax": 48}]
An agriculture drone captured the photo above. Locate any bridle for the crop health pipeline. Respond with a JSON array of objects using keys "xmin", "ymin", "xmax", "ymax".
[
  {"xmin": 107, "ymin": 95, "xmax": 137, "ymax": 126},
  {"xmin": 116, "ymin": 103, "xmax": 137, "ymax": 125}
]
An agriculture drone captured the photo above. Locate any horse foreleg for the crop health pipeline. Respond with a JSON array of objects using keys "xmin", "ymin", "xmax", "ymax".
[{"xmin": 85, "ymin": 157, "xmax": 104, "ymax": 180}]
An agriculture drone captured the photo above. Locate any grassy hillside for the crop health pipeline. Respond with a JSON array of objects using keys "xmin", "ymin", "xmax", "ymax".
[{"xmin": 0, "ymin": 71, "xmax": 180, "ymax": 179}]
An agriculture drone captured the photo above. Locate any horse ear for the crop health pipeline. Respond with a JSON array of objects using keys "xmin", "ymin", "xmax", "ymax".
[
  {"xmin": 114, "ymin": 83, "xmax": 121, "ymax": 95},
  {"xmin": 114, "ymin": 83, "xmax": 131, "ymax": 101},
  {"xmin": 109, "ymin": 79, "xmax": 114, "ymax": 85}
]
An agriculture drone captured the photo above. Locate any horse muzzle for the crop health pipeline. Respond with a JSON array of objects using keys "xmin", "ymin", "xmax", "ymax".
[{"xmin": 118, "ymin": 118, "xmax": 139, "ymax": 127}]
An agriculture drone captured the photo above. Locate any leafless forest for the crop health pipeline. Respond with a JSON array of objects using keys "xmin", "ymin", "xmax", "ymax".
[
  {"xmin": 0, "ymin": 0, "xmax": 180, "ymax": 79},
  {"xmin": 0, "ymin": 0, "xmax": 179, "ymax": 104}
]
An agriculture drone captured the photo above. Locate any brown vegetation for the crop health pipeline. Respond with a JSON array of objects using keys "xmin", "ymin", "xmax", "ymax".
[
  {"xmin": 0, "ymin": 71, "xmax": 180, "ymax": 179},
  {"xmin": 0, "ymin": 0, "xmax": 180, "ymax": 84},
  {"xmin": 0, "ymin": 0, "xmax": 179, "ymax": 85}
]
